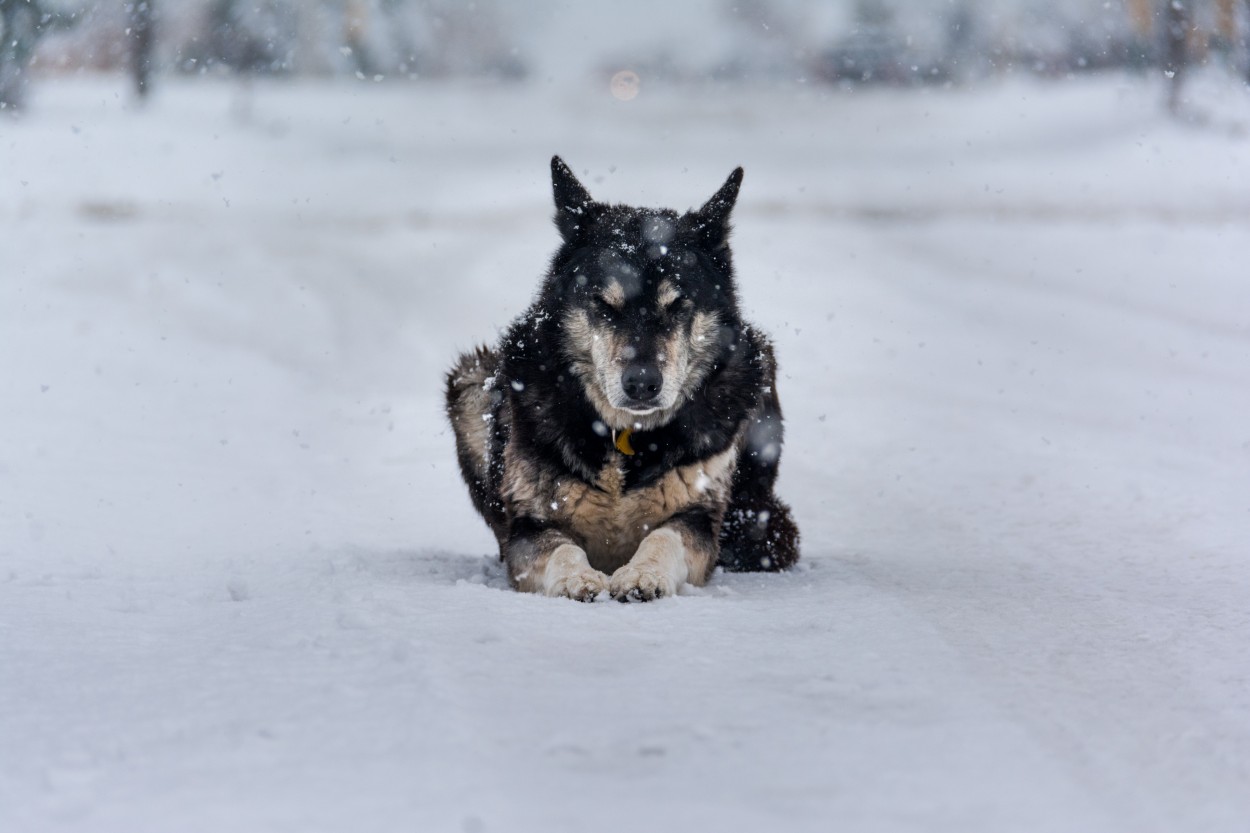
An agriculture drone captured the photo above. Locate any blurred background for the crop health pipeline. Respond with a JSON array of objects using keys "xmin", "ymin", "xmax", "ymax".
[
  {"xmin": 4, "ymin": 3, "xmax": 1250, "ymax": 832},
  {"xmin": 3, "ymin": 0, "xmax": 1250, "ymax": 110}
]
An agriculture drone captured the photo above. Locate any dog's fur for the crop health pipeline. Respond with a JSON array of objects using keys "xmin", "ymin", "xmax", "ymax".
[{"xmin": 446, "ymin": 157, "xmax": 798, "ymax": 601}]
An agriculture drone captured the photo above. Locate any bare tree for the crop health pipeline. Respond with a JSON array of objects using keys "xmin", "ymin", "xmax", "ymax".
[
  {"xmin": 343, "ymin": 0, "xmax": 378, "ymax": 78},
  {"xmin": 1, "ymin": 0, "xmax": 45, "ymax": 111},
  {"xmin": 0, "ymin": 0, "xmax": 77, "ymax": 112},
  {"xmin": 1162, "ymin": 0, "xmax": 1191, "ymax": 115},
  {"xmin": 127, "ymin": 0, "xmax": 155, "ymax": 99}
]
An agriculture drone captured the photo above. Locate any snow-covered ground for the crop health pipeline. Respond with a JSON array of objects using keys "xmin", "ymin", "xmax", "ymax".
[{"xmin": 2, "ymin": 73, "xmax": 1249, "ymax": 832}]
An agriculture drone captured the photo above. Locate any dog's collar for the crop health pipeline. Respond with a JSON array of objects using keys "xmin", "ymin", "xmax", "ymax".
[{"xmin": 612, "ymin": 427, "xmax": 636, "ymax": 456}]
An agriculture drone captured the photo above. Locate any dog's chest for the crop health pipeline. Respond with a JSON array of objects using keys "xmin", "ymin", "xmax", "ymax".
[
  {"xmin": 507, "ymin": 443, "xmax": 738, "ymax": 573},
  {"xmin": 568, "ymin": 452, "xmax": 735, "ymax": 570}
]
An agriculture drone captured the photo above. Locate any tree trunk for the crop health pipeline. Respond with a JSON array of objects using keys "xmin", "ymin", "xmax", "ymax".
[
  {"xmin": 129, "ymin": 1, "xmax": 156, "ymax": 99},
  {"xmin": 1162, "ymin": 0, "xmax": 1190, "ymax": 115},
  {"xmin": 0, "ymin": 0, "xmax": 42, "ymax": 112}
]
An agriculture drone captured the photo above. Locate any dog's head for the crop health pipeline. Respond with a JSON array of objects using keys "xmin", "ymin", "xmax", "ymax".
[{"xmin": 546, "ymin": 157, "xmax": 745, "ymax": 431}]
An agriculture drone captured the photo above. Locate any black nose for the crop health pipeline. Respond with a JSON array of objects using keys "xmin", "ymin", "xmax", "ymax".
[{"xmin": 621, "ymin": 363, "xmax": 662, "ymax": 402}]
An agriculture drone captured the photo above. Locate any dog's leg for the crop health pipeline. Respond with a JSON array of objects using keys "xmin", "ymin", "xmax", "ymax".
[
  {"xmin": 505, "ymin": 520, "xmax": 609, "ymax": 602},
  {"xmin": 719, "ymin": 492, "xmax": 799, "ymax": 572},
  {"xmin": 720, "ymin": 439, "xmax": 800, "ymax": 570},
  {"xmin": 609, "ymin": 512, "xmax": 718, "ymax": 602},
  {"xmin": 719, "ymin": 353, "xmax": 800, "ymax": 571}
]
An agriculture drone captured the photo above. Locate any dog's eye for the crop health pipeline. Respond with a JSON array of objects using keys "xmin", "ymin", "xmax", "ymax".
[{"xmin": 666, "ymin": 297, "xmax": 694, "ymax": 316}]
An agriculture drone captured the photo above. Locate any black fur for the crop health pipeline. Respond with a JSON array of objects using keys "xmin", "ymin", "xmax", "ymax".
[{"xmin": 446, "ymin": 157, "xmax": 799, "ymax": 593}]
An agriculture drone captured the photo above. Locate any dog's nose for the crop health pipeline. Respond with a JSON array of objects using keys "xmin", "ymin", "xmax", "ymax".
[{"xmin": 621, "ymin": 363, "xmax": 662, "ymax": 402}]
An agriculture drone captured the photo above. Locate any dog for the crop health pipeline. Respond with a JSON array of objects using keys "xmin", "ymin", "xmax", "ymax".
[{"xmin": 446, "ymin": 157, "xmax": 798, "ymax": 601}]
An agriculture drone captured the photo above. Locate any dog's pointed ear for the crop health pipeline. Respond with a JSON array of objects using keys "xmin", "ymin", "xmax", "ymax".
[
  {"xmin": 690, "ymin": 167, "xmax": 744, "ymax": 250},
  {"xmin": 551, "ymin": 156, "xmax": 597, "ymax": 242}
]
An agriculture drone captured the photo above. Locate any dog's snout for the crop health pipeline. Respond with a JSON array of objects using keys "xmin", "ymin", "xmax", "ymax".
[{"xmin": 621, "ymin": 363, "xmax": 662, "ymax": 403}]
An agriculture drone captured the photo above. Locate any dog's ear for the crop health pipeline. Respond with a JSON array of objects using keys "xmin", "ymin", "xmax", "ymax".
[
  {"xmin": 690, "ymin": 167, "xmax": 744, "ymax": 250},
  {"xmin": 551, "ymin": 156, "xmax": 598, "ymax": 242}
]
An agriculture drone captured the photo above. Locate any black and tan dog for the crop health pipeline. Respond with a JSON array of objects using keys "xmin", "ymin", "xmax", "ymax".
[{"xmin": 446, "ymin": 157, "xmax": 798, "ymax": 601}]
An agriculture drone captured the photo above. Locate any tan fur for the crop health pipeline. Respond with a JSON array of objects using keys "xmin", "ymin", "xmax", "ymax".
[
  {"xmin": 447, "ymin": 368, "xmax": 493, "ymax": 475},
  {"xmin": 511, "ymin": 541, "xmax": 608, "ymax": 600},
  {"xmin": 673, "ymin": 520, "xmax": 719, "ymax": 585},
  {"xmin": 501, "ymin": 433, "xmax": 740, "ymax": 576},
  {"xmin": 657, "ymin": 280, "xmax": 681, "ymax": 309},
  {"xmin": 602, "ymin": 280, "xmax": 626, "ymax": 309},
  {"xmin": 561, "ymin": 308, "xmax": 723, "ymax": 431},
  {"xmin": 609, "ymin": 527, "xmax": 688, "ymax": 599}
]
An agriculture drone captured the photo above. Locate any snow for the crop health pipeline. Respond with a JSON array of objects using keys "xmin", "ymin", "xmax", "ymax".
[{"xmin": 3, "ymin": 73, "xmax": 1250, "ymax": 832}]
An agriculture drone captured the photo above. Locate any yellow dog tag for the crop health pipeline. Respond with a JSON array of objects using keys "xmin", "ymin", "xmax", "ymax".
[{"xmin": 614, "ymin": 427, "xmax": 636, "ymax": 456}]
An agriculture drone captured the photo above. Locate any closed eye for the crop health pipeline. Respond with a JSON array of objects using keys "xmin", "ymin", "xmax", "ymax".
[{"xmin": 665, "ymin": 297, "xmax": 694, "ymax": 317}]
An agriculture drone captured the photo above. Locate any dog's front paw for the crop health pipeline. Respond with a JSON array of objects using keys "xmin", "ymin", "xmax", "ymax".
[
  {"xmin": 546, "ymin": 568, "xmax": 610, "ymax": 602},
  {"xmin": 609, "ymin": 564, "xmax": 676, "ymax": 602}
]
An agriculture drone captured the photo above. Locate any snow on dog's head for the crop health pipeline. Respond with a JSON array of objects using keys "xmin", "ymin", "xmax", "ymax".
[{"xmin": 546, "ymin": 157, "xmax": 745, "ymax": 431}]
